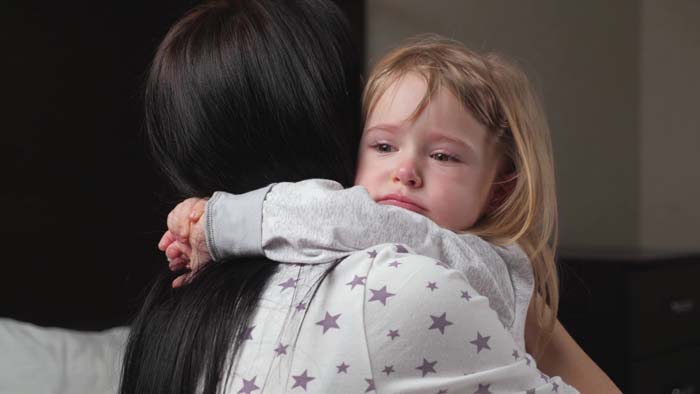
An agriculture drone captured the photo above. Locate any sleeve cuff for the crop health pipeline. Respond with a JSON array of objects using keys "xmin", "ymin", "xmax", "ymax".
[{"xmin": 204, "ymin": 185, "xmax": 274, "ymax": 261}]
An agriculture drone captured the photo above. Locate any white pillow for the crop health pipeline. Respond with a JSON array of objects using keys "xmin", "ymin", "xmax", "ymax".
[{"xmin": 0, "ymin": 318, "xmax": 128, "ymax": 394}]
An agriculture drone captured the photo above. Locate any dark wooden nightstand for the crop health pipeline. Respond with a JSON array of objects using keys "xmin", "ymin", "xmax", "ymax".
[{"xmin": 558, "ymin": 251, "xmax": 700, "ymax": 394}]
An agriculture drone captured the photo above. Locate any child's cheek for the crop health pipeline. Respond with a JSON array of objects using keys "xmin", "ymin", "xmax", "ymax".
[
  {"xmin": 354, "ymin": 175, "xmax": 379, "ymax": 201},
  {"xmin": 433, "ymin": 189, "xmax": 476, "ymax": 232}
]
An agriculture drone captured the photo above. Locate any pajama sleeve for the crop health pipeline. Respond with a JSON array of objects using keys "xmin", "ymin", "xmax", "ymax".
[
  {"xmin": 205, "ymin": 185, "xmax": 274, "ymax": 261},
  {"xmin": 204, "ymin": 178, "xmax": 517, "ymax": 327},
  {"xmin": 362, "ymin": 247, "xmax": 579, "ymax": 394}
]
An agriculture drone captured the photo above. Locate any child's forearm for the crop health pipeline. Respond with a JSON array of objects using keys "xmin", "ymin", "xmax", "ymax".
[
  {"xmin": 261, "ymin": 180, "xmax": 462, "ymax": 263},
  {"xmin": 209, "ymin": 179, "xmax": 485, "ymax": 268},
  {"xmin": 205, "ymin": 185, "xmax": 274, "ymax": 261}
]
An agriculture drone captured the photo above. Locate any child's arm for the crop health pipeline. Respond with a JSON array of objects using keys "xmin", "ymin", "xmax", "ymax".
[
  {"xmin": 209, "ymin": 179, "xmax": 494, "ymax": 266},
  {"xmin": 159, "ymin": 179, "xmax": 516, "ymax": 330},
  {"xmin": 207, "ymin": 179, "xmax": 517, "ymax": 323},
  {"xmin": 525, "ymin": 303, "xmax": 621, "ymax": 394}
]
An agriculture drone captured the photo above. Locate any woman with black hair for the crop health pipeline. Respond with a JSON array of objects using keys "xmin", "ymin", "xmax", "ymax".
[
  {"xmin": 121, "ymin": 1, "xmax": 576, "ymax": 393},
  {"xmin": 120, "ymin": 1, "xmax": 360, "ymax": 392}
]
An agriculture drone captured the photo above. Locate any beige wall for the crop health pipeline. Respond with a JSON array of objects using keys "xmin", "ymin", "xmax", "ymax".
[
  {"xmin": 366, "ymin": 0, "xmax": 641, "ymax": 249},
  {"xmin": 640, "ymin": 0, "xmax": 700, "ymax": 251}
]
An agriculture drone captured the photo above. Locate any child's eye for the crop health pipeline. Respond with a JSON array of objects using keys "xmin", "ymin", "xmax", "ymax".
[
  {"xmin": 430, "ymin": 152, "xmax": 458, "ymax": 162},
  {"xmin": 372, "ymin": 143, "xmax": 395, "ymax": 153}
]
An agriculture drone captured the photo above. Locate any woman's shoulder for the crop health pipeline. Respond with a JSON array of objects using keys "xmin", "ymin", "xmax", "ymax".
[
  {"xmin": 350, "ymin": 243, "xmax": 576, "ymax": 393},
  {"xmin": 359, "ymin": 243, "xmax": 494, "ymax": 327},
  {"xmin": 328, "ymin": 243, "xmax": 494, "ymax": 334}
]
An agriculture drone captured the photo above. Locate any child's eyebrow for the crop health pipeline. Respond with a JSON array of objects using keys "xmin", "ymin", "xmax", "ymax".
[{"xmin": 363, "ymin": 123, "xmax": 399, "ymax": 134}]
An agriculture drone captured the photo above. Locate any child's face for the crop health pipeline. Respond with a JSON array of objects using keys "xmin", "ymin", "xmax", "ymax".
[{"xmin": 355, "ymin": 73, "xmax": 503, "ymax": 232}]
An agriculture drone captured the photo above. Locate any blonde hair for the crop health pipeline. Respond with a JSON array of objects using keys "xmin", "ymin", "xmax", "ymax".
[{"xmin": 363, "ymin": 35, "xmax": 559, "ymax": 347}]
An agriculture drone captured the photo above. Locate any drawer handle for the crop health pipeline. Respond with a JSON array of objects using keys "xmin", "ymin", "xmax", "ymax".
[
  {"xmin": 669, "ymin": 299, "xmax": 695, "ymax": 315},
  {"xmin": 671, "ymin": 384, "xmax": 695, "ymax": 394}
]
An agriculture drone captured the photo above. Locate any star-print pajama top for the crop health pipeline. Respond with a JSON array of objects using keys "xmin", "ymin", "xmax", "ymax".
[{"xmin": 224, "ymin": 244, "xmax": 577, "ymax": 393}]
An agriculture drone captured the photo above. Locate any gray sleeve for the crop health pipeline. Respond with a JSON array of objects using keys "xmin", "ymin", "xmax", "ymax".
[
  {"xmin": 204, "ymin": 185, "xmax": 274, "ymax": 261},
  {"xmin": 206, "ymin": 178, "xmax": 516, "ymax": 327},
  {"xmin": 260, "ymin": 179, "xmax": 447, "ymax": 262},
  {"xmin": 260, "ymin": 179, "xmax": 516, "ymax": 327}
]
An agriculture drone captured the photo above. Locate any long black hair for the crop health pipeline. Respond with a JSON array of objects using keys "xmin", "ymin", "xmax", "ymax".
[{"xmin": 119, "ymin": 1, "xmax": 360, "ymax": 393}]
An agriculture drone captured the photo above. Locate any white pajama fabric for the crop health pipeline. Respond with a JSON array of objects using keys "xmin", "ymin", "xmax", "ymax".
[{"xmin": 227, "ymin": 244, "xmax": 576, "ymax": 394}]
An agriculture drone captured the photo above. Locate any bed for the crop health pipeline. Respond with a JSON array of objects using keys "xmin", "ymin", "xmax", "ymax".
[{"xmin": 0, "ymin": 318, "xmax": 128, "ymax": 394}]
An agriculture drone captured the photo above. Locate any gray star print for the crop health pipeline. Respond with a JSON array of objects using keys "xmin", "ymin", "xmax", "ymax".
[
  {"xmin": 427, "ymin": 282, "xmax": 438, "ymax": 291},
  {"xmin": 552, "ymin": 381, "xmax": 559, "ymax": 392},
  {"xmin": 474, "ymin": 383, "xmax": 493, "ymax": 394},
  {"xmin": 470, "ymin": 332, "xmax": 491, "ymax": 353},
  {"xmin": 274, "ymin": 343, "xmax": 288, "ymax": 356},
  {"xmin": 512, "ymin": 349, "xmax": 520, "ymax": 360},
  {"xmin": 241, "ymin": 326, "xmax": 255, "ymax": 341},
  {"xmin": 336, "ymin": 362, "xmax": 349, "ymax": 374},
  {"xmin": 238, "ymin": 377, "xmax": 260, "ymax": 394},
  {"xmin": 278, "ymin": 277, "xmax": 298, "ymax": 292},
  {"xmin": 429, "ymin": 312, "xmax": 453, "ymax": 334},
  {"xmin": 387, "ymin": 329, "xmax": 400, "ymax": 340},
  {"xmin": 461, "ymin": 290, "xmax": 472, "ymax": 301},
  {"xmin": 369, "ymin": 286, "xmax": 396, "ymax": 306},
  {"xmin": 389, "ymin": 260, "xmax": 402, "ymax": 268},
  {"xmin": 365, "ymin": 378, "xmax": 376, "ymax": 392},
  {"xmin": 346, "ymin": 275, "xmax": 367, "ymax": 290},
  {"xmin": 416, "ymin": 358, "xmax": 438, "ymax": 377},
  {"xmin": 315, "ymin": 312, "xmax": 341, "ymax": 334},
  {"xmin": 382, "ymin": 365, "xmax": 395, "ymax": 375},
  {"xmin": 395, "ymin": 244, "xmax": 409, "ymax": 253},
  {"xmin": 291, "ymin": 370, "xmax": 315, "ymax": 391},
  {"xmin": 367, "ymin": 250, "xmax": 378, "ymax": 258}
]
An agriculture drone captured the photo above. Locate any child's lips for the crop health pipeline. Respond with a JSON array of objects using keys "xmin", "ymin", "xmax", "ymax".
[{"xmin": 377, "ymin": 194, "xmax": 427, "ymax": 214}]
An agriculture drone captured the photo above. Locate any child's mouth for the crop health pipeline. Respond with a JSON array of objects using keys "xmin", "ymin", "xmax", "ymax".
[{"xmin": 377, "ymin": 194, "xmax": 427, "ymax": 214}]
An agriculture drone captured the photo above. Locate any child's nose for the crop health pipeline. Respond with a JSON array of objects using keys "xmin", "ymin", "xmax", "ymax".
[{"xmin": 392, "ymin": 164, "xmax": 423, "ymax": 188}]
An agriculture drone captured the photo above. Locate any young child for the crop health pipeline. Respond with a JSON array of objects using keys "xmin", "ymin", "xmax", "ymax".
[{"xmin": 161, "ymin": 35, "xmax": 619, "ymax": 393}]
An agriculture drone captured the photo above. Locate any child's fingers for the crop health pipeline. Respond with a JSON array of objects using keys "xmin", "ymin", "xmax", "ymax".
[
  {"xmin": 165, "ymin": 241, "xmax": 192, "ymax": 261},
  {"xmin": 171, "ymin": 272, "xmax": 195, "ymax": 288},
  {"xmin": 166, "ymin": 252, "xmax": 189, "ymax": 271},
  {"xmin": 168, "ymin": 257, "xmax": 188, "ymax": 271},
  {"xmin": 165, "ymin": 244, "xmax": 191, "ymax": 275},
  {"xmin": 165, "ymin": 243, "xmax": 182, "ymax": 260},
  {"xmin": 158, "ymin": 231, "xmax": 177, "ymax": 251},
  {"xmin": 171, "ymin": 259, "xmax": 208, "ymax": 287},
  {"xmin": 173, "ymin": 275, "xmax": 186, "ymax": 288},
  {"xmin": 167, "ymin": 198, "xmax": 199, "ymax": 241},
  {"xmin": 189, "ymin": 198, "xmax": 208, "ymax": 221},
  {"xmin": 167, "ymin": 211, "xmax": 189, "ymax": 243}
]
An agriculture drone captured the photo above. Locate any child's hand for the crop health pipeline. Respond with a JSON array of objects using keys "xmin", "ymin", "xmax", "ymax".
[{"xmin": 158, "ymin": 197, "xmax": 211, "ymax": 288}]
